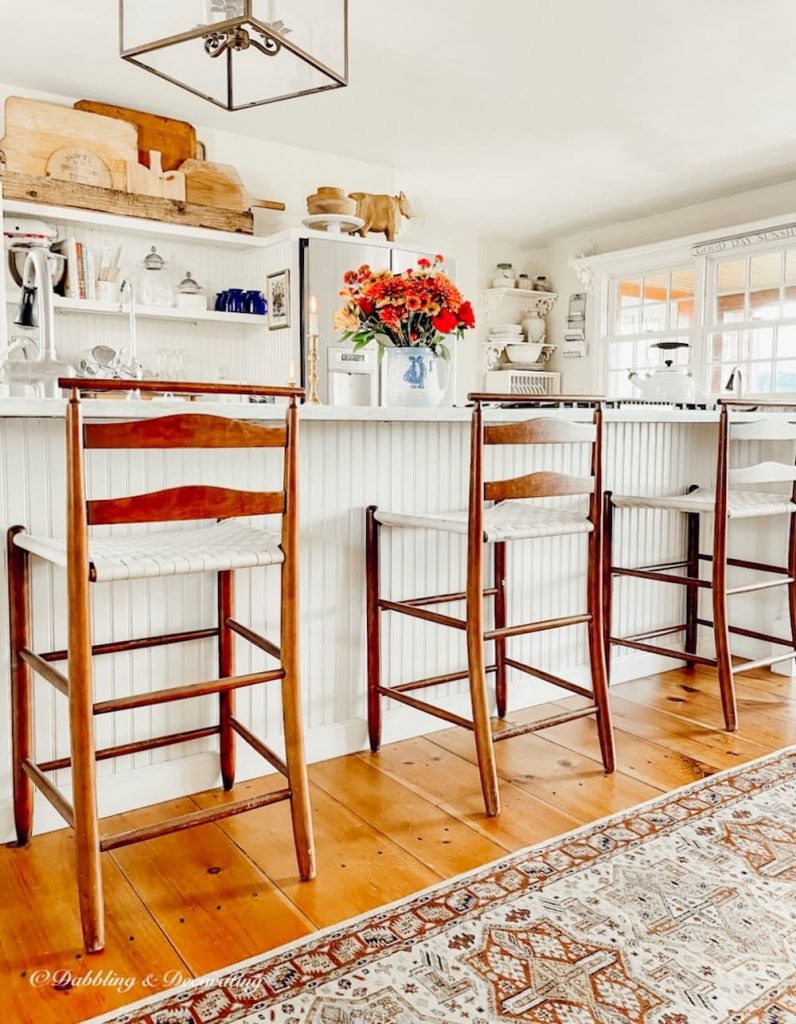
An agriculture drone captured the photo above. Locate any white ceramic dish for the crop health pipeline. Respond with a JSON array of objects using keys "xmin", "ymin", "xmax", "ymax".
[{"xmin": 505, "ymin": 343, "xmax": 544, "ymax": 363}]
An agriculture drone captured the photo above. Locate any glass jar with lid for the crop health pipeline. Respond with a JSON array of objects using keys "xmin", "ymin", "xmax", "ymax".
[
  {"xmin": 491, "ymin": 263, "xmax": 517, "ymax": 289},
  {"xmin": 176, "ymin": 270, "xmax": 207, "ymax": 311},
  {"xmin": 137, "ymin": 246, "xmax": 173, "ymax": 307}
]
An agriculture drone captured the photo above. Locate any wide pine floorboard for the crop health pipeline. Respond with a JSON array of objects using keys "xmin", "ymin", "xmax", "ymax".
[{"xmin": 1, "ymin": 668, "xmax": 791, "ymax": 1024}]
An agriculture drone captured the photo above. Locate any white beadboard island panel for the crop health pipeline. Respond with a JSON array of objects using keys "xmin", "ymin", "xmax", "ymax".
[{"xmin": 0, "ymin": 405, "xmax": 788, "ymax": 840}]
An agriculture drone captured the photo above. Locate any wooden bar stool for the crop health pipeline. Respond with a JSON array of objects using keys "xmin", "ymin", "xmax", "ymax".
[
  {"xmin": 366, "ymin": 395, "xmax": 615, "ymax": 817},
  {"xmin": 604, "ymin": 398, "xmax": 796, "ymax": 732},
  {"xmin": 6, "ymin": 378, "xmax": 315, "ymax": 953}
]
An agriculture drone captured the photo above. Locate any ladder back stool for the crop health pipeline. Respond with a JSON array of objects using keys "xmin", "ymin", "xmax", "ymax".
[
  {"xmin": 604, "ymin": 398, "xmax": 796, "ymax": 732},
  {"xmin": 7, "ymin": 378, "xmax": 315, "ymax": 953},
  {"xmin": 366, "ymin": 394, "xmax": 615, "ymax": 817}
]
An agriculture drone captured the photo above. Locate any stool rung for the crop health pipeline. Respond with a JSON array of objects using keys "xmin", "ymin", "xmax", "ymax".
[
  {"xmin": 485, "ymin": 613, "xmax": 590, "ymax": 642},
  {"xmin": 504, "ymin": 657, "xmax": 594, "ymax": 699},
  {"xmin": 376, "ymin": 686, "xmax": 474, "ymax": 729},
  {"xmin": 699, "ymin": 553, "xmax": 790, "ymax": 574},
  {"xmin": 697, "ymin": 617, "xmax": 794, "ymax": 647},
  {"xmin": 392, "ymin": 665, "xmax": 497, "ymax": 694},
  {"xmin": 727, "ymin": 577, "xmax": 794, "ymax": 596},
  {"xmin": 38, "ymin": 725, "xmax": 221, "ymax": 772},
  {"xmin": 226, "ymin": 618, "xmax": 280, "ymax": 661},
  {"xmin": 22, "ymin": 759, "xmax": 74, "ymax": 828},
  {"xmin": 492, "ymin": 703, "xmax": 599, "ymax": 742},
  {"xmin": 20, "ymin": 649, "xmax": 69, "ymax": 696},
  {"xmin": 733, "ymin": 650, "xmax": 796, "ymax": 674},
  {"xmin": 624, "ymin": 623, "xmax": 687, "ymax": 643},
  {"xmin": 229, "ymin": 716, "xmax": 288, "ymax": 777},
  {"xmin": 100, "ymin": 786, "xmax": 292, "ymax": 851},
  {"xmin": 610, "ymin": 635, "xmax": 717, "ymax": 665},
  {"xmin": 378, "ymin": 599, "xmax": 466, "ymax": 631},
  {"xmin": 93, "ymin": 668, "xmax": 284, "ymax": 715},
  {"xmin": 612, "ymin": 566, "xmax": 709, "ymax": 587},
  {"xmin": 40, "ymin": 627, "xmax": 219, "ymax": 663},
  {"xmin": 402, "ymin": 587, "xmax": 498, "ymax": 608}
]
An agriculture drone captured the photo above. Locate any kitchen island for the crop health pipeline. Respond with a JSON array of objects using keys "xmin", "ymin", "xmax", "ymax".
[{"xmin": 0, "ymin": 400, "xmax": 787, "ymax": 840}]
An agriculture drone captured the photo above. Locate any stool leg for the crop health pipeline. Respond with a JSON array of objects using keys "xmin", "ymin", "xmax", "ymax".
[
  {"xmin": 365, "ymin": 507, "xmax": 382, "ymax": 752},
  {"xmin": 67, "ymin": 564, "xmax": 104, "ymax": 953},
  {"xmin": 602, "ymin": 492, "xmax": 614, "ymax": 681},
  {"xmin": 494, "ymin": 542, "xmax": 508, "ymax": 719},
  {"xmin": 218, "ymin": 570, "xmax": 235, "ymax": 791},
  {"xmin": 712, "ymin": 514, "xmax": 738, "ymax": 731},
  {"xmin": 789, "ymin": 509, "xmax": 796, "ymax": 655},
  {"xmin": 280, "ymin": 544, "xmax": 315, "ymax": 881},
  {"xmin": 7, "ymin": 528, "xmax": 33, "ymax": 846},
  {"xmin": 468, "ymin": 541, "xmax": 500, "ymax": 817},
  {"xmin": 588, "ymin": 520, "xmax": 615, "ymax": 774},
  {"xmin": 685, "ymin": 488, "xmax": 701, "ymax": 667}
]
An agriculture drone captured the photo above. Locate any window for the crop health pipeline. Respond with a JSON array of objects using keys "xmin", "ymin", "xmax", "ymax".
[
  {"xmin": 605, "ymin": 265, "xmax": 698, "ymax": 398},
  {"xmin": 595, "ymin": 228, "xmax": 796, "ymax": 398},
  {"xmin": 705, "ymin": 247, "xmax": 796, "ymax": 395}
]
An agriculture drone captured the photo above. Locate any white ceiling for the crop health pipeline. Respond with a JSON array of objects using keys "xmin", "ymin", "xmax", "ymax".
[{"xmin": 3, "ymin": 0, "xmax": 796, "ymax": 244}]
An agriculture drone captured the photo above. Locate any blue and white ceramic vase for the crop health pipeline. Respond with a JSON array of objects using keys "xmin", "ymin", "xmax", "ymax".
[{"xmin": 383, "ymin": 347, "xmax": 444, "ymax": 408}]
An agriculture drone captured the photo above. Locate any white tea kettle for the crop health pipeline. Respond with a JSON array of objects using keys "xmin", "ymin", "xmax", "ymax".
[{"xmin": 628, "ymin": 341, "xmax": 696, "ymax": 403}]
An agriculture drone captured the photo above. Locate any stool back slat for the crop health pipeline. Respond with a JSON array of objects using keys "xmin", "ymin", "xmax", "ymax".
[
  {"xmin": 87, "ymin": 486, "xmax": 286, "ymax": 526},
  {"xmin": 729, "ymin": 461, "xmax": 796, "ymax": 486},
  {"xmin": 484, "ymin": 418, "xmax": 596, "ymax": 446},
  {"xmin": 731, "ymin": 417, "xmax": 796, "ymax": 442},
  {"xmin": 84, "ymin": 414, "xmax": 288, "ymax": 450},
  {"xmin": 485, "ymin": 471, "xmax": 595, "ymax": 502}
]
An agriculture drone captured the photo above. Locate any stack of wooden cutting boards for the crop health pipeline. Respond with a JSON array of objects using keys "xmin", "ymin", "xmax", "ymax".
[{"xmin": 0, "ymin": 96, "xmax": 284, "ymax": 234}]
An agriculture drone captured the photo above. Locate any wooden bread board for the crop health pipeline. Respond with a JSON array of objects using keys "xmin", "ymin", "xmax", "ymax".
[
  {"xmin": 74, "ymin": 100, "xmax": 198, "ymax": 172},
  {"xmin": 0, "ymin": 170, "xmax": 255, "ymax": 235},
  {"xmin": 0, "ymin": 96, "xmax": 137, "ymax": 190},
  {"xmin": 180, "ymin": 158, "xmax": 285, "ymax": 212}
]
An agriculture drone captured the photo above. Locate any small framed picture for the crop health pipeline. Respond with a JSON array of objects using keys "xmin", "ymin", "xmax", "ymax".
[{"xmin": 267, "ymin": 269, "xmax": 291, "ymax": 330}]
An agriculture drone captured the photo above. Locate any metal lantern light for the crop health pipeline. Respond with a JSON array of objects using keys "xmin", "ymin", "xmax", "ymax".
[{"xmin": 119, "ymin": 1, "xmax": 348, "ymax": 111}]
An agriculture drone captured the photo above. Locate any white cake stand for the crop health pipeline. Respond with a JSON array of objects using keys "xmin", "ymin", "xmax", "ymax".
[{"xmin": 302, "ymin": 214, "xmax": 365, "ymax": 235}]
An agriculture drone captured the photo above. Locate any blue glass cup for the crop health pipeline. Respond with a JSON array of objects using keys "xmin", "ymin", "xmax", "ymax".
[{"xmin": 226, "ymin": 288, "xmax": 246, "ymax": 313}]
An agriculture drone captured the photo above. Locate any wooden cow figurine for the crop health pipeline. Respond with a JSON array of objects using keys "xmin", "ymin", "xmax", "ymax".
[{"xmin": 348, "ymin": 191, "xmax": 413, "ymax": 241}]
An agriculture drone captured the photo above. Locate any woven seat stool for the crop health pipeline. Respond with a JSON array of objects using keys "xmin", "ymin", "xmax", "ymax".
[
  {"xmin": 7, "ymin": 379, "xmax": 315, "ymax": 953},
  {"xmin": 604, "ymin": 398, "xmax": 796, "ymax": 732},
  {"xmin": 366, "ymin": 394, "xmax": 615, "ymax": 817}
]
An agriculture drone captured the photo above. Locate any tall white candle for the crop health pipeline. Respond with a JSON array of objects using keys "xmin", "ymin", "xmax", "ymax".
[{"xmin": 309, "ymin": 295, "xmax": 319, "ymax": 337}]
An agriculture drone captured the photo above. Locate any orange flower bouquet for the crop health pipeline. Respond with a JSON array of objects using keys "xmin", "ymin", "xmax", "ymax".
[{"xmin": 334, "ymin": 255, "xmax": 476, "ymax": 360}]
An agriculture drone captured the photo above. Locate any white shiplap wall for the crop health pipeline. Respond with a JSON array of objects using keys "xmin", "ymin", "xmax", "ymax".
[{"xmin": 0, "ymin": 413, "xmax": 789, "ymax": 840}]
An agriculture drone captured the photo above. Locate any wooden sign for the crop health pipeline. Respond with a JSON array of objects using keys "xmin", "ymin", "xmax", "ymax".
[
  {"xmin": 46, "ymin": 147, "xmax": 112, "ymax": 188},
  {"xmin": 0, "ymin": 96, "xmax": 137, "ymax": 190}
]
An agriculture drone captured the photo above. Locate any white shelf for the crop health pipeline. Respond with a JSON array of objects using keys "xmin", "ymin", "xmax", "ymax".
[
  {"xmin": 5, "ymin": 294, "xmax": 268, "ymax": 326},
  {"xmin": 2, "ymin": 199, "xmax": 274, "ymax": 252},
  {"xmin": 484, "ymin": 287, "xmax": 559, "ymax": 301}
]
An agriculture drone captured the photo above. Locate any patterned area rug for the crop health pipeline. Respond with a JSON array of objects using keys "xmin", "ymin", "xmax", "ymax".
[{"xmin": 92, "ymin": 747, "xmax": 796, "ymax": 1024}]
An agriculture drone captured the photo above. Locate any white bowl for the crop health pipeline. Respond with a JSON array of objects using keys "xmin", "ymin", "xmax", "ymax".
[{"xmin": 505, "ymin": 343, "xmax": 544, "ymax": 363}]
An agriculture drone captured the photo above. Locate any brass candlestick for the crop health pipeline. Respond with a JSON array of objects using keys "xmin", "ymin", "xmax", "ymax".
[{"xmin": 306, "ymin": 331, "xmax": 321, "ymax": 404}]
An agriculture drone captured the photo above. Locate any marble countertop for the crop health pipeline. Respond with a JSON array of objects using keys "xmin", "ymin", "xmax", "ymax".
[{"xmin": 0, "ymin": 397, "xmax": 730, "ymax": 423}]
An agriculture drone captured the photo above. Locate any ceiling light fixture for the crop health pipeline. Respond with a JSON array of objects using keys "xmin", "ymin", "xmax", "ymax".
[{"xmin": 119, "ymin": 1, "xmax": 348, "ymax": 111}]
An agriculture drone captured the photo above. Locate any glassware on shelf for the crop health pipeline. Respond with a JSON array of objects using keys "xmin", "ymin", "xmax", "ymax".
[
  {"xmin": 137, "ymin": 246, "xmax": 173, "ymax": 307},
  {"xmin": 491, "ymin": 263, "xmax": 517, "ymax": 289},
  {"xmin": 175, "ymin": 270, "xmax": 207, "ymax": 311}
]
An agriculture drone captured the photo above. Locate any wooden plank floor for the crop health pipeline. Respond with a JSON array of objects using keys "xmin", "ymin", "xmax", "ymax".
[{"xmin": 1, "ymin": 666, "xmax": 792, "ymax": 1024}]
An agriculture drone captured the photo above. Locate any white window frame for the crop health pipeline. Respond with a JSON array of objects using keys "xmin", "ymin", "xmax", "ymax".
[
  {"xmin": 579, "ymin": 211, "xmax": 796, "ymax": 399},
  {"xmin": 602, "ymin": 255, "xmax": 705, "ymax": 398}
]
